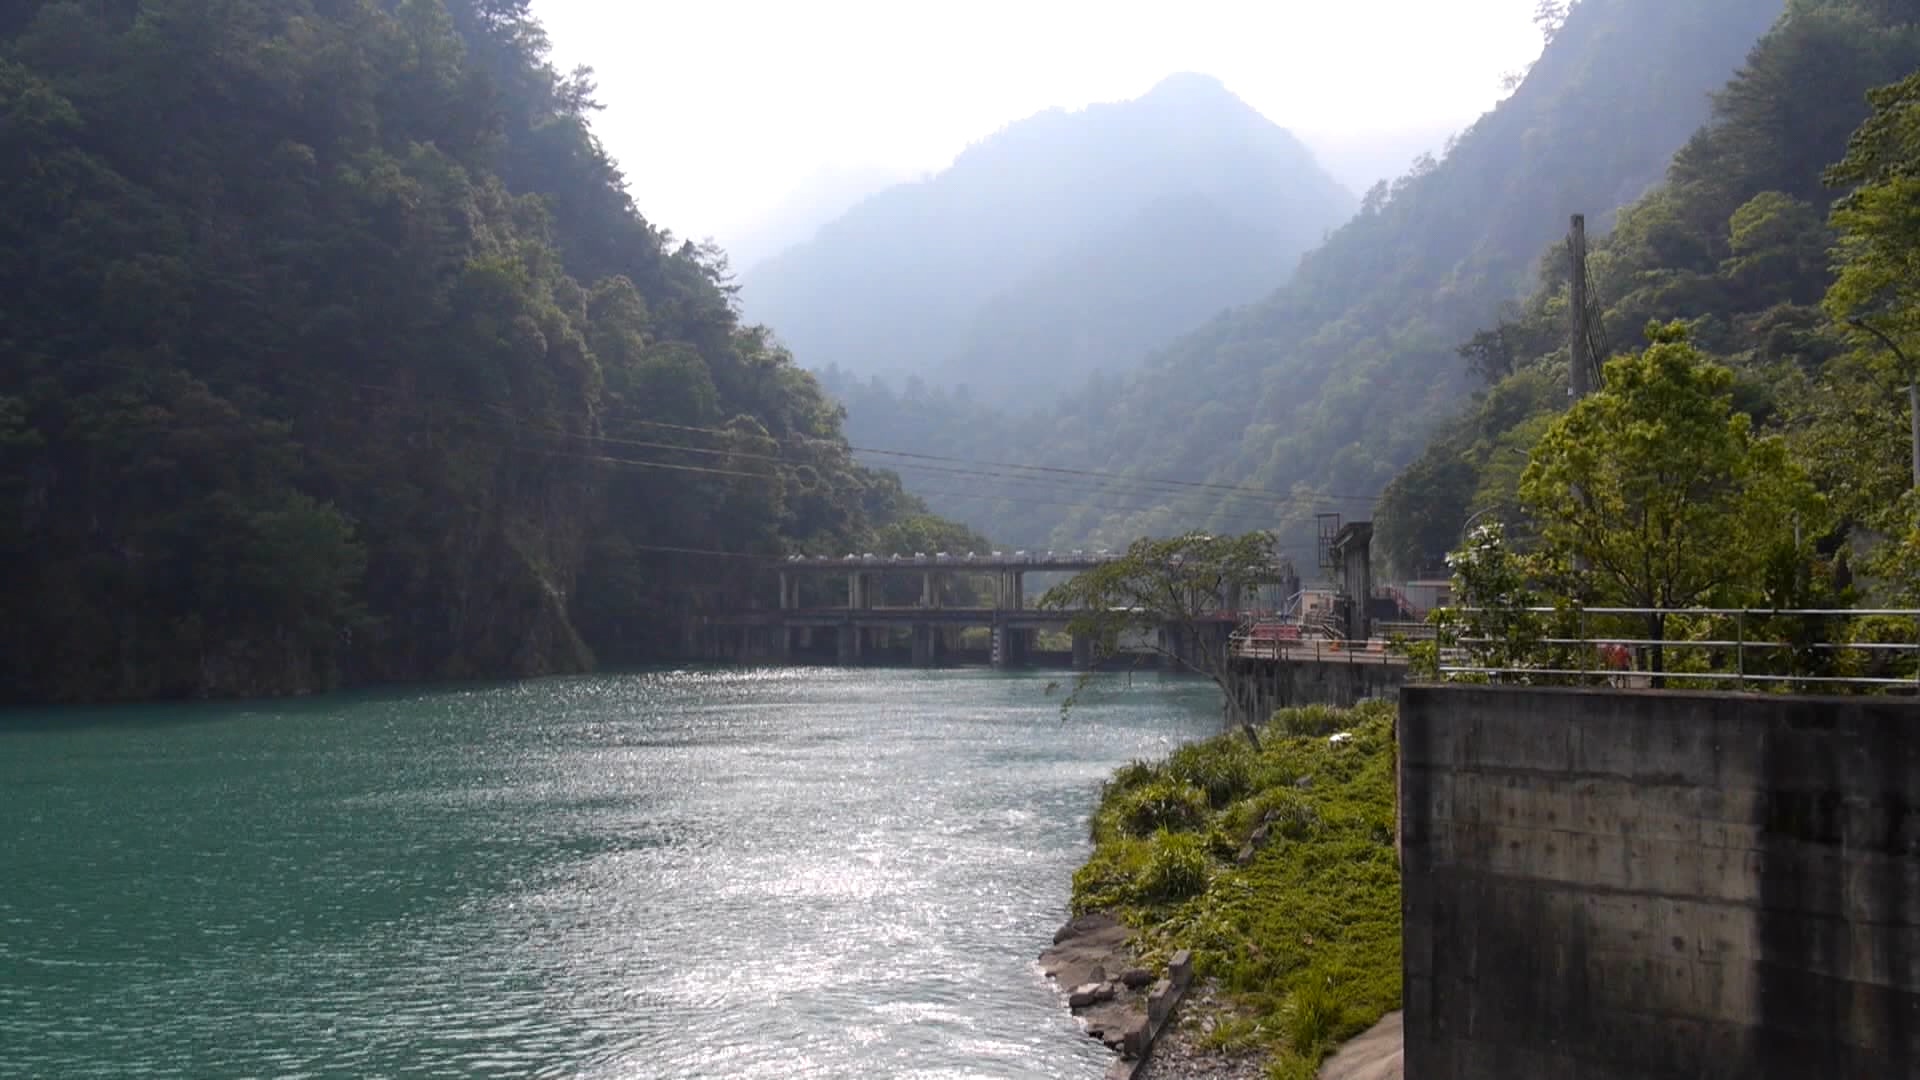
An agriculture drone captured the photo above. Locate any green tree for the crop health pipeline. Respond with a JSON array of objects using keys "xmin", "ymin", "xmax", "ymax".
[
  {"xmin": 1825, "ymin": 70, "xmax": 1920, "ymax": 499},
  {"xmin": 1421, "ymin": 522, "xmax": 1547, "ymax": 680},
  {"xmin": 1040, "ymin": 531, "xmax": 1289, "ymax": 748},
  {"xmin": 1518, "ymin": 322, "xmax": 1824, "ymax": 678}
]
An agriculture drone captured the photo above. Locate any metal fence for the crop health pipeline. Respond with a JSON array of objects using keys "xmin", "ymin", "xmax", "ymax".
[{"xmin": 1435, "ymin": 606, "xmax": 1920, "ymax": 692}]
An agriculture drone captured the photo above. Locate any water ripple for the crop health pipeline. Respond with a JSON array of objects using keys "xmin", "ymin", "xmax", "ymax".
[{"xmin": 0, "ymin": 669, "xmax": 1218, "ymax": 1078}]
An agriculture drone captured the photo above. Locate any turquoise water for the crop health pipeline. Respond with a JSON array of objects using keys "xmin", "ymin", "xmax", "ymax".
[{"xmin": 0, "ymin": 668, "xmax": 1220, "ymax": 1078}]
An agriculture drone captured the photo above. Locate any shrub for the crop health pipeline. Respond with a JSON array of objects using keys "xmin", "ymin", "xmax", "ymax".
[
  {"xmin": 1107, "ymin": 759, "xmax": 1164, "ymax": 794},
  {"xmin": 1166, "ymin": 739, "xmax": 1255, "ymax": 807},
  {"xmin": 1272, "ymin": 703, "xmax": 1347, "ymax": 737},
  {"xmin": 1198, "ymin": 1013, "xmax": 1266, "ymax": 1054},
  {"xmin": 1139, "ymin": 830, "xmax": 1212, "ymax": 903},
  {"xmin": 1108, "ymin": 778, "xmax": 1211, "ymax": 838},
  {"xmin": 1281, "ymin": 975, "xmax": 1346, "ymax": 1055},
  {"xmin": 1071, "ymin": 836, "xmax": 1150, "ymax": 913}
]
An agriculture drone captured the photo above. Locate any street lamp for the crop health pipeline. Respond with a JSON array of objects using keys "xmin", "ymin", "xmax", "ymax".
[{"xmin": 1847, "ymin": 317, "xmax": 1920, "ymax": 492}]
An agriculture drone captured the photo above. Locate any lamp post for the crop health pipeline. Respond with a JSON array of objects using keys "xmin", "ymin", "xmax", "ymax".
[{"xmin": 1459, "ymin": 505, "xmax": 1504, "ymax": 546}]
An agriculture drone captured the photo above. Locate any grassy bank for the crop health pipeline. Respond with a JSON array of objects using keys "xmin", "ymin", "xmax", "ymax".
[{"xmin": 1071, "ymin": 701, "xmax": 1400, "ymax": 1079}]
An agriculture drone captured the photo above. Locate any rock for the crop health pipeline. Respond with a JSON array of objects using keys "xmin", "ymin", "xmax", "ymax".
[
  {"xmin": 1120, "ymin": 967, "xmax": 1154, "ymax": 989},
  {"xmin": 1053, "ymin": 912, "xmax": 1122, "ymax": 945},
  {"xmin": 1068, "ymin": 981, "xmax": 1118, "ymax": 1008},
  {"xmin": 1295, "ymin": 775, "xmax": 1315, "ymax": 790}
]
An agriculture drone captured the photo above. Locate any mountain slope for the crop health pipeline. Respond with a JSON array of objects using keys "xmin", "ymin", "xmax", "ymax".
[
  {"xmin": 845, "ymin": 0, "xmax": 1788, "ymax": 551},
  {"xmin": 933, "ymin": 191, "xmax": 1303, "ymax": 401},
  {"xmin": 1373, "ymin": 0, "xmax": 1920, "ymax": 574},
  {"xmin": 740, "ymin": 73, "xmax": 1356, "ymax": 402},
  {"xmin": 0, "ymin": 0, "xmax": 949, "ymax": 703},
  {"xmin": 721, "ymin": 164, "xmax": 915, "ymax": 273}
]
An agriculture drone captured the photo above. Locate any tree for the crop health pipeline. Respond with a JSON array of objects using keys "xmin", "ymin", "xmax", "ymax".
[
  {"xmin": 1825, "ymin": 70, "xmax": 1920, "ymax": 498},
  {"xmin": 1420, "ymin": 522, "xmax": 1547, "ymax": 681},
  {"xmin": 1518, "ymin": 322, "xmax": 1824, "ymax": 679},
  {"xmin": 1458, "ymin": 323, "xmax": 1522, "ymax": 386},
  {"xmin": 1039, "ymin": 531, "xmax": 1289, "ymax": 749}
]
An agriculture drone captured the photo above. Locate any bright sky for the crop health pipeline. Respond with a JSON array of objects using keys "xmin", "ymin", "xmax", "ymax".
[{"xmin": 535, "ymin": 0, "xmax": 1547, "ymax": 244}]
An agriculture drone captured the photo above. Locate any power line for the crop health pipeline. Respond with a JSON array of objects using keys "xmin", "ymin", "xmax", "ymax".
[{"xmin": 30, "ymin": 352, "xmax": 1450, "ymax": 516}]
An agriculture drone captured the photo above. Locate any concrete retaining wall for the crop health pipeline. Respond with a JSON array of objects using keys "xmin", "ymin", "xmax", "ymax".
[
  {"xmin": 1226, "ymin": 655, "xmax": 1407, "ymax": 720},
  {"xmin": 1397, "ymin": 685, "xmax": 1920, "ymax": 1079}
]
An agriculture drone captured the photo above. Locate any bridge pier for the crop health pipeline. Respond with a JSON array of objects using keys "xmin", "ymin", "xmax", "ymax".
[
  {"xmin": 837, "ymin": 623, "xmax": 862, "ymax": 665},
  {"xmin": 911, "ymin": 623, "xmax": 946, "ymax": 668},
  {"xmin": 1157, "ymin": 626, "xmax": 1185, "ymax": 671},
  {"xmin": 991, "ymin": 624, "xmax": 1030, "ymax": 669},
  {"xmin": 1071, "ymin": 631, "xmax": 1093, "ymax": 671}
]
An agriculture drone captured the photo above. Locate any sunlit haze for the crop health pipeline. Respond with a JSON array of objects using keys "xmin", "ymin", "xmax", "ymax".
[{"xmin": 535, "ymin": 0, "xmax": 1548, "ymax": 249}]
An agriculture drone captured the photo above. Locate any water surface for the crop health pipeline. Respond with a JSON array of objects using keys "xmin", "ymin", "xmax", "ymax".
[{"xmin": 1, "ymin": 668, "xmax": 1219, "ymax": 1078}]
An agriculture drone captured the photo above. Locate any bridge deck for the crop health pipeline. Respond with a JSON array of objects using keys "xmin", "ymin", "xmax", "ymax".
[{"xmin": 776, "ymin": 553, "xmax": 1121, "ymax": 573}]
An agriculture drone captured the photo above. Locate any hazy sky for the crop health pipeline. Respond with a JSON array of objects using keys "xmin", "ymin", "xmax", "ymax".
[{"xmin": 535, "ymin": 1, "xmax": 1547, "ymax": 246}]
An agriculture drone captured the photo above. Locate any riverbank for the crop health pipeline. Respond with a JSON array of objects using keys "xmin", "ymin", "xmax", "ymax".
[{"xmin": 1062, "ymin": 701, "xmax": 1401, "ymax": 1078}]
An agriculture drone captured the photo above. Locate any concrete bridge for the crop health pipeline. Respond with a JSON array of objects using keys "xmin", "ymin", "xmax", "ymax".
[{"xmin": 695, "ymin": 549, "xmax": 1276, "ymax": 670}]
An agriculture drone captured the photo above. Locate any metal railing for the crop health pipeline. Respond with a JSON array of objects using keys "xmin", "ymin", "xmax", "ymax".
[
  {"xmin": 1228, "ymin": 632, "xmax": 1409, "ymax": 665},
  {"xmin": 1433, "ymin": 606, "xmax": 1920, "ymax": 692}
]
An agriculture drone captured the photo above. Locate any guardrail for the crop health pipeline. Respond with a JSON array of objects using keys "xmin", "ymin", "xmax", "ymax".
[
  {"xmin": 1229, "ymin": 635, "xmax": 1409, "ymax": 665},
  {"xmin": 1433, "ymin": 606, "xmax": 1920, "ymax": 692}
]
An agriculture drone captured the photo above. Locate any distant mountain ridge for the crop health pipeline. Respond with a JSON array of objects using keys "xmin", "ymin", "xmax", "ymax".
[
  {"xmin": 739, "ymin": 73, "xmax": 1357, "ymax": 405},
  {"xmin": 823, "ymin": 0, "xmax": 1789, "ymax": 550},
  {"xmin": 720, "ymin": 165, "xmax": 915, "ymax": 273}
]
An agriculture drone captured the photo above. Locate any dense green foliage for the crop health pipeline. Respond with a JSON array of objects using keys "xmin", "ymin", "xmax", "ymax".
[
  {"xmin": 824, "ymin": 0, "xmax": 1782, "ymax": 550},
  {"xmin": 0, "ymin": 0, "xmax": 961, "ymax": 703},
  {"xmin": 752, "ymin": 72, "xmax": 1357, "ymax": 408},
  {"xmin": 1378, "ymin": 0, "xmax": 1920, "ymax": 577},
  {"xmin": 1520, "ymin": 325, "xmax": 1825, "ymax": 637},
  {"xmin": 1074, "ymin": 702, "xmax": 1401, "ymax": 1078}
]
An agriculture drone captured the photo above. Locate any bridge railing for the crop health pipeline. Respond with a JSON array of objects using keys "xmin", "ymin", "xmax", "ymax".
[
  {"xmin": 1432, "ymin": 606, "xmax": 1920, "ymax": 692},
  {"xmin": 1228, "ymin": 633, "xmax": 1408, "ymax": 665}
]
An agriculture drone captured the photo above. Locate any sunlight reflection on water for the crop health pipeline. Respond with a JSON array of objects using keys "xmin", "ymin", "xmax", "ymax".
[{"xmin": 0, "ymin": 667, "xmax": 1219, "ymax": 1079}]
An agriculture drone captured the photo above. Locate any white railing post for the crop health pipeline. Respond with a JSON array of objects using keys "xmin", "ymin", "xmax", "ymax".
[{"xmin": 1736, "ymin": 610, "xmax": 1746, "ymax": 692}]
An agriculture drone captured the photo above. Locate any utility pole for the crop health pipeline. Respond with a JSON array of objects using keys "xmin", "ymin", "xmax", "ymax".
[
  {"xmin": 1568, "ymin": 214, "xmax": 1591, "ymax": 577},
  {"xmin": 1569, "ymin": 213, "xmax": 1591, "ymax": 401}
]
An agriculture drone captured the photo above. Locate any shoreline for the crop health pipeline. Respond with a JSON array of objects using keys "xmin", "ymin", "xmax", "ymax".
[{"xmin": 1043, "ymin": 701, "xmax": 1403, "ymax": 1079}]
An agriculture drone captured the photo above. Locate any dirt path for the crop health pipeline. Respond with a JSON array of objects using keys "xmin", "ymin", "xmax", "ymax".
[{"xmin": 1317, "ymin": 1011, "xmax": 1402, "ymax": 1080}]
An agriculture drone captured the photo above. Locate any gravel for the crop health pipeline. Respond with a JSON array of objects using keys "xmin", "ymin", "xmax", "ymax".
[{"xmin": 1132, "ymin": 982, "xmax": 1270, "ymax": 1080}]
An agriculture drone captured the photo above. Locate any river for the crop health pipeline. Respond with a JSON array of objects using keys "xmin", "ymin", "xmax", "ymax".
[{"xmin": 0, "ymin": 667, "xmax": 1221, "ymax": 1079}]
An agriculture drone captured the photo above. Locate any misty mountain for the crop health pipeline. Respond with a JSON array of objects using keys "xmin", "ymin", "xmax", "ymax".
[
  {"xmin": 829, "ymin": 0, "xmax": 1788, "ymax": 550},
  {"xmin": 739, "ymin": 73, "xmax": 1356, "ymax": 405},
  {"xmin": 720, "ymin": 164, "xmax": 915, "ymax": 273},
  {"xmin": 1296, "ymin": 125, "xmax": 1460, "ymax": 198}
]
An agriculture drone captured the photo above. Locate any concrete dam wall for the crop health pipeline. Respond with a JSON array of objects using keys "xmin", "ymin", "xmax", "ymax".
[{"xmin": 1397, "ymin": 685, "xmax": 1920, "ymax": 1079}]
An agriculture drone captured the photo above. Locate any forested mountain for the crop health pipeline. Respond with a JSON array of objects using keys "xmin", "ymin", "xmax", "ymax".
[
  {"xmin": 0, "ymin": 0, "xmax": 974, "ymax": 704},
  {"xmin": 1376, "ymin": 0, "xmax": 1920, "ymax": 576},
  {"xmin": 741, "ymin": 73, "xmax": 1357, "ymax": 406},
  {"xmin": 829, "ymin": 0, "xmax": 1785, "ymax": 551}
]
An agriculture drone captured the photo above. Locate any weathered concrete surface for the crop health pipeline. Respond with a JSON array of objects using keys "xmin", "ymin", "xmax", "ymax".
[
  {"xmin": 1318, "ymin": 1011, "xmax": 1403, "ymax": 1080},
  {"xmin": 1398, "ymin": 685, "xmax": 1920, "ymax": 1080},
  {"xmin": 1226, "ymin": 653, "xmax": 1406, "ymax": 719}
]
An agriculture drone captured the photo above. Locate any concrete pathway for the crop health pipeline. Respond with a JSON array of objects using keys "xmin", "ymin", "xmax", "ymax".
[{"xmin": 1317, "ymin": 1011, "xmax": 1402, "ymax": 1080}]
